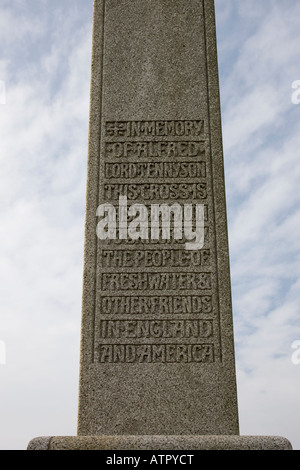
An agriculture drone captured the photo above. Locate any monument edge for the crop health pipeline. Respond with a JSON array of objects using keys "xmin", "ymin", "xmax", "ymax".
[
  {"xmin": 203, "ymin": 0, "xmax": 239, "ymax": 430},
  {"xmin": 77, "ymin": 0, "xmax": 105, "ymax": 434}
]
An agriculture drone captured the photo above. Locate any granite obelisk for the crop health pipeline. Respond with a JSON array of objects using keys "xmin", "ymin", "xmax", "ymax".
[
  {"xmin": 78, "ymin": 0, "xmax": 239, "ymax": 436},
  {"xmin": 28, "ymin": 0, "xmax": 292, "ymax": 450}
]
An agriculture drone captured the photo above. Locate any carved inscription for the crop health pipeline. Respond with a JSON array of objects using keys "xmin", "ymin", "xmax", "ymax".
[
  {"xmin": 95, "ymin": 120, "xmax": 219, "ymax": 363},
  {"xmin": 101, "ymin": 272, "xmax": 211, "ymax": 291},
  {"xmin": 105, "ymin": 120, "xmax": 204, "ymax": 137},
  {"xmin": 100, "ymin": 295, "xmax": 213, "ymax": 315},
  {"xmin": 99, "ymin": 344, "xmax": 214, "ymax": 363},
  {"xmin": 104, "ymin": 161, "xmax": 206, "ymax": 179},
  {"xmin": 105, "ymin": 142, "xmax": 205, "ymax": 159},
  {"xmin": 103, "ymin": 183, "xmax": 207, "ymax": 200},
  {"xmin": 100, "ymin": 319, "xmax": 213, "ymax": 339},
  {"xmin": 101, "ymin": 249, "xmax": 211, "ymax": 268}
]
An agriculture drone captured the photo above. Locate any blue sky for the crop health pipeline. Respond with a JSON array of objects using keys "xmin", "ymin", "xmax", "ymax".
[{"xmin": 1, "ymin": 0, "xmax": 300, "ymax": 450}]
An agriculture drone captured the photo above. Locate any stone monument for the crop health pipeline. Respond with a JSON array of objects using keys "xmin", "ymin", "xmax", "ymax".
[{"xmin": 28, "ymin": 0, "xmax": 292, "ymax": 450}]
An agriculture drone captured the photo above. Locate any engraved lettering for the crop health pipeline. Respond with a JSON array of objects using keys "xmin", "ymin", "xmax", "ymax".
[
  {"xmin": 99, "ymin": 344, "xmax": 214, "ymax": 363},
  {"xmin": 100, "ymin": 320, "xmax": 213, "ymax": 339},
  {"xmin": 105, "ymin": 121, "xmax": 204, "ymax": 138},
  {"xmin": 104, "ymin": 162, "xmax": 206, "ymax": 179},
  {"xmin": 100, "ymin": 295, "xmax": 212, "ymax": 315},
  {"xmin": 104, "ymin": 183, "xmax": 207, "ymax": 201},
  {"xmin": 101, "ymin": 249, "xmax": 210, "ymax": 268},
  {"xmin": 101, "ymin": 272, "xmax": 211, "ymax": 291},
  {"xmin": 95, "ymin": 117, "xmax": 219, "ymax": 365}
]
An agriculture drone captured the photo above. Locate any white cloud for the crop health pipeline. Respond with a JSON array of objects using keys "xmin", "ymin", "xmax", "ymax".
[
  {"xmin": 0, "ymin": 8, "xmax": 42, "ymax": 44},
  {"xmin": 216, "ymin": 0, "xmax": 300, "ymax": 448},
  {"xmin": 0, "ymin": 1, "xmax": 93, "ymax": 450}
]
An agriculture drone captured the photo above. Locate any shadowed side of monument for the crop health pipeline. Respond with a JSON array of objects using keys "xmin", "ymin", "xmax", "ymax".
[{"xmin": 27, "ymin": 0, "xmax": 292, "ymax": 450}]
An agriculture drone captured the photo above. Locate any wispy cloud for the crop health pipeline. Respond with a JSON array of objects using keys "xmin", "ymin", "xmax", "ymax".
[
  {"xmin": 216, "ymin": 0, "xmax": 300, "ymax": 446},
  {"xmin": 0, "ymin": 0, "xmax": 93, "ymax": 449}
]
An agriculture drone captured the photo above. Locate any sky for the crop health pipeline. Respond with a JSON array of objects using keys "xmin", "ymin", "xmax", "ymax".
[{"xmin": 0, "ymin": 0, "xmax": 300, "ymax": 451}]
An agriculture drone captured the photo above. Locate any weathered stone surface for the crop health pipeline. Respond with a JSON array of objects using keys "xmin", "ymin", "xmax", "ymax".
[
  {"xmin": 27, "ymin": 437, "xmax": 52, "ymax": 451},
  {"xmin": 78, "ymin": 0, "xmax": 239, "ymax": 437},
  {"xmin": 27, "ymin": 435, "xmax": 292, "ymax": 451}
]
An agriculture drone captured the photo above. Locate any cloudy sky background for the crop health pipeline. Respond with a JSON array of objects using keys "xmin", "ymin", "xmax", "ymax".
[{"xmin": 0, "ymin": 0, "xmax": 300, "ymax": 450}]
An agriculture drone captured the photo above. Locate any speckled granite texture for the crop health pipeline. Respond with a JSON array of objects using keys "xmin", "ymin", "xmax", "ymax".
[{"xmin": 27, "ymin": 435, "xmax": 292, "ymax": 451}]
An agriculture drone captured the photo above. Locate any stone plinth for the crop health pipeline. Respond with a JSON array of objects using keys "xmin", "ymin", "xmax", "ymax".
[{"xmin": 27, "ymin": 435, "xmax": 292, "ymax": 451}]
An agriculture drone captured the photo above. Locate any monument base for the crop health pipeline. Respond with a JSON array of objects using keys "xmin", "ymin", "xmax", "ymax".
[{"xmin": 27, "ymin": 435, "xmax": 292, "ymax": 450}]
